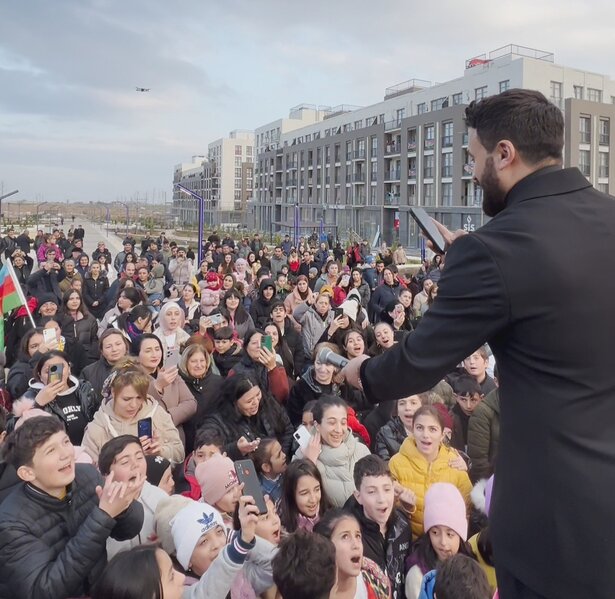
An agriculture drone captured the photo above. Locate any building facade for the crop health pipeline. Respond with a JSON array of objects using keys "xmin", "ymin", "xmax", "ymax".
[{"xmin": 252, "ymin": 45, "xmax": 615, "ymax": 249}]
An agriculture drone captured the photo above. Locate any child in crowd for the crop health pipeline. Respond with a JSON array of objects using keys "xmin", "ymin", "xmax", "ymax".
[
  {"xmin": 195, "ymin": 453, "xmax": 242, "ymax": 528},
  {"xmin": 0, "ymin": 417, "xmax": 143, "ymax": 598},
  {"xmin": 433, "ymin": 554, "xmax": 493, "ymax": 599},
  {"xmin": 314, "ymin": 508, "xmax": 391, "ymax": 599},
  {"xmin": 253, "ymin": 437, "xmax": 287, "ymax": 504},
  {"xmin": 213, "ymin": 325, "xmax": 244, "ymax": 376},
  {"xmin": 143, "ymin": 263, "xmax": 165, "ymax": 309},
  {"xmin": 302, "ymin": 399, "xmax": 318, "ymax": 431},
  {"xmin": 405, "ymin": 483, "xmax": 474, "ymax": 599},
  {"xmin": 375, "ymin": 393, "xmax": 426, "ymax": 461},
  {"xmin": 278, "ymin": 458, "xmax": 330, "ymax": 533},
  {"xmin": 449, "ymin": 374, "xmax": 483, "ymax": 452},
  {"xmin": 176, "ymin": 428, "xmax": 224, "ymax": 499},
  {"xmin": 98, "ymin": 435, "xmax": 168, "ymax": 559},
  {"xmin": 344, "ymin": 455, "xmax": 412, "ymax": 599},
  {"xmin": 145, "ymin": 454, "xmax": 175, "ymax": 495}
]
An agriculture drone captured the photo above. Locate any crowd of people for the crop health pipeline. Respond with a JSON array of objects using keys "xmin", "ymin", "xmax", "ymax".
[{"xmin": 0, "ymin": 223, "xmax": 498, "ymax": 599}]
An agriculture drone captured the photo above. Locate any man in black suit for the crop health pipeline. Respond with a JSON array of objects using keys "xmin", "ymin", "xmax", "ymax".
[{"xmin": 343, "ymin": 89, "xmax": 615, "ymax": 599}]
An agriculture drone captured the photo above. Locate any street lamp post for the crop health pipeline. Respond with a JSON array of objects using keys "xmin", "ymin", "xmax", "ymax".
[{"xmin": 0, "ymin": 190, "xmax": 18, "ymax": 222}]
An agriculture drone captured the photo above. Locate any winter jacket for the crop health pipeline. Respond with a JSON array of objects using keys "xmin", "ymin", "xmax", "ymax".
[
  {"xmin": 467, "ymin": 388, "xmax": 500, "ymax": 482},
  {"xmin": 6, "ymin": 351, "xmax": 43, "ymax": 400},
  {"xmin": 82, "ymin": 395, "xmax": 185, "ymax": 464},
  {"xmin": 18, "ymin": 376, "xmax": 99, "ymax": 445},
  {"xmin": 0, "ymin": 463, "xmax": 144, "ymax": 599},
  {"xmin": 154, "ymin": 326, "xmax": 191, "ymax": 356},
  {"xmin": 107, "ymin": 481, "xmax": 168, "ymax": 559},
  {"xmin": 229, "ymin": 359, "xmax": 290, "ymax": 405},
  {"xmin": 148, "ymin": 376, "xmax": 198, "ymax": 446},
  {"xmin": 145, "ymin": 263, "xmax": 166, "ymax": 296},
  {"xmin": 202, "ymin": 396, "xmax": 294, "ymax": 461},
  {"xmin": 345, "ymin": 495, "xmax": 411, "ymax": 599},
  {"xmin": 293, "ymin": 301, "xmax": 334, "ymax": 359},
  {"xmin": 177, "ymin": 299, "xmax": 202, "ymax": 333},
  {"xmin": 80, "ymin": 357, "xmax": 115, "ymax": 404},
  {"xmin": 287, "ymin": 366, "xmax": 338, "ymax": 426},
  {"xmin": 352, "ymin": 281, "xmax": 371, "ymax": 310},
  {"xmin": 294, "ymin": 430, "xmax": 371, "ymax": 507},
  {"xmin": 213, "ymin": 344, "xmax": 245, "ymax": 377},
  {"xmin": 249, "ymin": 279, "xmax": 276, "ymax": 329},
  {"xmin": 228, "ymin": 310, "xmax": 255, "ymax": 341},
  {"xmin": 280, "ymin": 318, "xmax": 306, "ymax": 375},
  {"xmin": 369, "ymin": 282, "xmax": 403, "ymax": 323},
  {"xmin": 177, "ymin": 454, "xmax": 201, "ymax": 499},
  {"xmin": 169, "ymin": 257, "xmax": 193, "ymax": 286},
  {"xmin": 269, "ymin": 255, "xmax": 288, "ymax": 277},
  {"xmin": 58, "ymin": 270, "xmax": 83, "ymax": 294},
  {"xmin": 97, "ymin": 305, "xmax": 121, "ymax": 337},
  {"xmin": 375, "ymin": 417, "xmax": 409, "ymax": 462},
  {"xmin": 27, "ymin": 266, "xmax": 66, "ymax": 302},
  {"xmin": 284, "ymin": 286, "xmax": 314, "ymax": 330},
  {"xmin": 92, "ymin": 247, "xmax": 112, "ymax": 263},
  {"xmin": 389, "ymin": 438, "xmax": 472, "ymax": 539},
  {"xmin": 59, "ymin": 311, "xmax": 100, "ymax": 371},
  {"xmin": 449, "ymin": 403, "xmax": 470, "ymax": 453},
  {"xmin": 0, "ymin": 462, "xmax": 20, "ymax": 505},
  {"xmin": 83, "ymin": 275, "xmax": 110, "ymax": 319}
]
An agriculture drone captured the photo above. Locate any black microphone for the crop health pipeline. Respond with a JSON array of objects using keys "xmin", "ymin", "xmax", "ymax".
[{"xmin": 317, "ymin": 347, "xmax": 349, "ymax": 369}]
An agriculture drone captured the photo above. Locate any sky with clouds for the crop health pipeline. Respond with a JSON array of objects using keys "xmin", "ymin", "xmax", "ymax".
[{"xmin": 1, "ymin": 0, "xmax": 614, "ymax": 203}]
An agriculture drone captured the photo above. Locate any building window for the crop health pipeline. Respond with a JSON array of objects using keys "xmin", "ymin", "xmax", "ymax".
[
  {"xmin": 599, "ymin": 152, "xmax": 609, "ymax": 178},
  {"xmin": 574, "ymin": 86, "xmax": 584, "ymax": 100},
  {"xmin": 423, "ymin": 183, "xmax": 434, "ymax": 206},
  {"xmin": 370, "ymin": 136, "xmax": 378, "ymax": 156},
  {"xmin": 600, "ymin": 119, "xmax": 610, "ymax": 146},
  {"xmin": 235, "ymin": 145, "xmax": 243, "ymax": 156},
  {"xmin": 346, "ymin": 141, "xmax": 352, "ymax": 161},
  {"xmin": 442, "ymin": 122, "xmax": 453, "ymax": 147},
  {"xmin": 396, "ymin": 108, "xmax": 405, "ymax": 123},
  {"xmin": 550, "ymin": 81, "xmax": 563, "ymax": 108},
  {"xmin": 441, "ymin": 152, "xmax": 453, "ymax": 177},
  {"xmin": 424, "ymin": 154, "xmax": 434, "ymax": 179},
  {"xmin": 499, "ymin": 80, "xmax": 510, "ymax": 93},
  {"xmin": 598, "ymin": 183, "xmax": 609, "ymax": 194},
  {"xmin": 407, "ymin": 128, "xmax": 417, "ymax": 151},
  {"xmin": 378, "ymin": 114, "xmax": 385, "ymax": 123},
  {"xmin": 325, "ymin": 146, "xmax": 331, "ymax": 163},
  {"xmin": 431, "ymin": 97, "xmax": 449, "ymax": 111},
  {"xmin": 580, "ymin": 116, "xmax": 591, "ymax": 144},
  {"xmin": 588, "ymin": 88, "xmax": 603, "ymax": 103},
  {"xmin": 475, "ymin": 86, "xmax": 488, "ymax": 101},
  {"xmin": 579, "ymin": 150, "xmax": 591, "ymax": 177},
  {"xmin": 235, "ymin": 168, "xmax": 242, "ymax": 178},
  {"xmin": 334, "ymin": 144, "xmax": 341, "ymax": 162},
  {"xmin": 452, "ymin": 93, "xmax": 463, "ymax": 105},
  {"xmin": 441, "ymin": 183, "xmax": 453, "ymax": 206},
  {"xmin": 424, "ymin": 124, "xmax": 435, "ymax": 149},
  {"xmin": 408, "ymin": 183, "xmax": 416, "ymax": 205},
  {"xmin": 417, "ymin": 103, "xmax": 427, "ymax": 115},
  {"xmin": 354, "ymin": 120, "xmax": 363, "ymax": 130}
]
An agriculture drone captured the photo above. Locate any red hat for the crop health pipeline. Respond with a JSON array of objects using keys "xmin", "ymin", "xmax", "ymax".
[{"xmin": 433, "ymin": 402, "xmax": 453, "ymax": 431}]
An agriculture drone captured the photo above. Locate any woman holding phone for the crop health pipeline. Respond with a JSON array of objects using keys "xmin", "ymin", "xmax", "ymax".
[
  {"xmin": 13, "ymin": 350, "xmax": 98, "ymax": 445},
  {"xmin": 222, "ymin": 288, "xmax": 255, "ymax": 341},
  {"xmin": 136, "ymin": 333, "xmax": 197, "ymax": 448}
]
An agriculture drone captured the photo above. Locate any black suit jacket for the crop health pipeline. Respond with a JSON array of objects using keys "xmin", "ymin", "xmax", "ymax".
[{"xmin": 361, "ymin": 167, "xmax": 615, "ymax": 598}]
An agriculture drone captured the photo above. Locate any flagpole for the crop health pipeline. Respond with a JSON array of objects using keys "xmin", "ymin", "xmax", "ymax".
[{"xmin": 6, "ymin": 259, "xmax": 36, "ymax": 328}]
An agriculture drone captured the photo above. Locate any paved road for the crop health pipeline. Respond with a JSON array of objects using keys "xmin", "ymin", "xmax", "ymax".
[{"xmin": 80, "ymin": 220, "xmax": 125, "ymax": 258}]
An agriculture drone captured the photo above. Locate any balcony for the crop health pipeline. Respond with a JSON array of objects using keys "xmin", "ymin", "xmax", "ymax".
[
  {"xmin": 346, "ymin": 152, "xmax": 353, "ymax": 161},
  {"xmin": 385, "ymin": 169, "xmax": 401, "ymax": 181},
  {"xmin": 325, "ymin": 176, "xmax": 331, "ymax": 184},
  {"xmin": 600, "ymin": 134, "xmax": 610, "ymax": 146},
  {"xmin": 463, "ymin": 162, "xmax": 475, "ymax": 177},
  {"xmin": 385, "ymin": 143, "xmax": 401, "ymax": 155},
  {"xmin": 407, "ymin": 141, "xmax": 417, "ymax": 152},
  {"xmin": 385, "ymin": 119, "xmax": 403, "ymax": 131},
  {"xmin": 442, "ymin": 136, "xmax": 453, "ymax": 148},
  {"xmin": 424, "ymin": 139, "xmax": 435, "ymax": 150},
  {"xmin": 441, "ymin": 168, "xmax": 453, "ymax": 178},
  {"xmin": 346, "ymin": 173, "xmax": 353, "ymax": 183},
  {"xmin": 424, "ymin": 169, "xmax": 434, "ymax": 179},
  {"xmin": 462, "ymin": 133, "xmax": 469, "ymax": 146},
  {"xmin": 408, "ymin": 168, "xmax": 417, "ymax": 179},
  {"xmin": 370, "ymin": 173, "xmax": 378, "ymax": 182},
  {"xmin": 384, "ymin": 193, "xmax": 400, "ymax": 205},
  {"xmin": 287, "ymin": 178, "xmax": 298, "ymax": 187},
  {"xmin": 599, "ymin": 166, "xmax": 609, "ymax": 178},
  {"xmin": 353, "ymin": 173, "xmax": 366, "ymax": 183},
  {"xmin": 354, "ymin": 194, "xmax": 367, "ymax": 205}
]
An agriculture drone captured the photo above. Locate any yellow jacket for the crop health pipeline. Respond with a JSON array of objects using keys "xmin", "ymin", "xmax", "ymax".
[{"xmin": 389, "ymin": 437, "xmax": 472, "ymax": 539}]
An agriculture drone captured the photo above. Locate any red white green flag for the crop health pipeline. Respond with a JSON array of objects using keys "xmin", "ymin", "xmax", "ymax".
[{"xmin": 0, "ymin": 262, "xmax": 26, "ymax": 350}]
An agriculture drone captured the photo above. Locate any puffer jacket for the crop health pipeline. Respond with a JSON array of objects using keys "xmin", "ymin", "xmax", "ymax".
[
  {"xmin": 375, "ymin": 417, "xmax": 408, "ymax": 462},
  {"xmin": 0, "ymin": 463, "xmax": 144, "ymax": 599},
  {"xmin": 59, "ymin": 311, "xmax": 100, "ymax": 370},
  {"xmin": 249, "ymin": 278, "xmax": 276, "ymax": 329},
  {"xmin": 389, "ymin": 438, "xmax": 472, "ymax": 539},
  {"xmin": 286, "ymin": 365, "xmax": 338, "ymax": 426},
  {"xmin": 294, "ymin": 430, "xmax": 371, "ymax": 507},
  {"xmin": 81, "ymin": 395, "xmax": 185, "ymax": 464},
  {"xmin": 293, "ymin": 301, "xmax": 334, "ymax": 359},
  {"xmin": 284, "ymin": 286, "xmax": 314, "ymax": 330},
  {"xmin": 467, "ymin": 388, "xmax": 500, "ymax": 483},
  {"xmin": 168, "ymin": 257, "xmax": 193, "ymax": 286},
  {"xmin": 80, "ymin": 357, "xmax": 114, "ymax": 404}
]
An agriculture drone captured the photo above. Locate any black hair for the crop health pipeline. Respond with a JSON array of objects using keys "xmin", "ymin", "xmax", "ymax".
[
  {"xmin": 19, "ymin": 327, "xmax": 44, "ymax": 359},
  {"xmin": 302, "ymin": 400, "xmax": 318, "ymax": 415},
  {"xmin": 278, "ymin": 459, "xmax": 330, "ymax": 533},
  {"xmin": 411, "ymin": 531, "xmax": 476, "ymax": 573},
  {"xmin": 116, "ymin": 286, "xmax": 142, "ymax": 307},
  {"xmin": 0, "ymin": 406, "xmax": 7, "ymax": 435},
  {"xmin": 465, "ymin": 89, "xmax": 564, "ymax": 164},
  {"xmin": 476, "ymin": 525, "xmax": 494, "ymax": 566},
  {"xmin": 450, "ymin": 373, "xmax": 482, "ymax": 397},
  {"xmin": 313, "ymin": 507, "xmax": 359, "ymax": 539},
  {"xmin": 213, "ymin": 326, "xmax": 235, "ymax": 341},
  {"xmin": 2, "ymin": 416, "xmax": 65, "ymax": 468},
  {"xmin": 353, "ymin": 454, "xmax": 392, "ymax": 490},
  {"xmin": 252, "ymin": 438, "xmax": 278, "ymax": 474},
  {"xmin": 311, "ymin": 395, "xmax": 348, "ymax": 424},
  {"xmin": 117, "ymin": 304, "xmax": 152, "ymax": 330},
  {"xmin": 412, "ymin": 405, "xmax": 445, "ymax": 431},
  {"xmin": 134, "ymin": 333, "xmax": 164, "ymax": 370},
  {"xmin": 194, "ymin": 428, "xmax": 224, "ymax": 451},
  {"xmin": 272, "ymin": 530, "xmax": 336, "ymax": 599},
  {"xmin": 98, "ymin": 435, "xmax": 143, "ymax": 476},
  {"xmin": 91, "ymin": 545, "xmax": 164, "ymax": 599},
  {"xmin": 61, "ymin": 288, "xmax": 89, "ymax": 316},
  {"xmin": 433, "ymin": 554, "xmax": 491, "ymax": 599},
  {"xmin": 33, "ymin": 350, "xmax": 71, "ymax": 382}
]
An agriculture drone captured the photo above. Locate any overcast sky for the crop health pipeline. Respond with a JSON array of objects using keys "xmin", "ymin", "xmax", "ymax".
[{"xmin": 1, "ymin": 0, "xmax": 614, "ymax": 203}]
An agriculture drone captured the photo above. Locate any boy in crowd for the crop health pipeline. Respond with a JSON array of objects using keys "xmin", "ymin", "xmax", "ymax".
[
  {"xmin": 213, "ymin": 326, "xmax": 244, "ymax": 376},
  {"xmin": 463, "ymin": 346, "xmax": 497, "ymax": 395},
  {"xmin": 434, "ymin": 554, "xmax": 492, "ymax": 599},
  {"xmin": 449, "ymin": 373, "xmax": 483, "ymax": 453},
  {"xmin": 344, "ymin": 454, "xmax": 412, "ymax": 599},
  {"xmin": 0, "ymin": 417, "xmax": 143, "ymax": 598},
  {"xmin": 176, "ymin": 428, "xmax": 224, "ymax": 499}
]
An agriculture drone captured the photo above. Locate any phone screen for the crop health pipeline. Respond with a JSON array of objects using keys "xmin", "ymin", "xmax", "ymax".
[
  {"xmin": 137, "ymin": 417, "xmax": 153, "ymax": 439},
  {"xmin": 410, "ymin": 207, "xmax": 446, "ymax": 254},
  {"xmin": 261, "ymin": 335, "xmax": 273, "ymax": 352},
  {"xmin": 234, "ymin": 459, "xmax": 268, "ymax": 515}
]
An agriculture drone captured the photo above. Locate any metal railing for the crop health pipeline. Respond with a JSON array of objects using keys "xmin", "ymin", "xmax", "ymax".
[{"xmin": 385, "ymin": 144, "xmax": 401, "ymax": 155}]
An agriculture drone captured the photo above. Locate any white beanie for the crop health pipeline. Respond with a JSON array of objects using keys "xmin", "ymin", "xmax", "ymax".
[{"xmin": 171, "ymin": 501, "xmax": 225, "ymax": 569}]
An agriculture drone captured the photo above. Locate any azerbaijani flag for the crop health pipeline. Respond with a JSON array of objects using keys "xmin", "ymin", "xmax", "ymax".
[{"xmin": 0, "ymin": 262, "xmax": 26, "ymax": 350}]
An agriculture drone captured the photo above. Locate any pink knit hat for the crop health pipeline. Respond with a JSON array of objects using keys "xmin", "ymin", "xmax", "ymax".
[
  {"xmin": 423, "ymin": 482, "xmax": 468, "ymax": 541},
  {"xmin": 195, "ymin": 454, "xmax": 239, "ymax": 506}
]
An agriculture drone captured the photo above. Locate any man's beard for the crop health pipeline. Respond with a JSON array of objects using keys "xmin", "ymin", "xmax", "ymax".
[{"xmin": 478, "ymin": 156, "xmax": 507, "ymax": 217}]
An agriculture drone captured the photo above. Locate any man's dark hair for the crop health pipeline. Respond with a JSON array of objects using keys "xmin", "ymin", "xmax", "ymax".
[
  {"xmin": 464, "ymin": 89, "xmax": 564, "ymax": 164},
  {"xmin": 353, "ymin": 454, "xmax": 392, "ymax": 489},
  {"xmin": 451, "ymin": 373, "xmax": 482, "ymax": 397},
  {"xmin": 2, "ymin": 416, "xmax": 64, "ymax": 468},
  {"xmin": 194, "ymin": 428, "xmax": 224, "ymax": 450},
  {"xmin": 434, "ymin": 554, "xmax": 492, "ymax": 599},
  {"xmin": 272, "ymin": 529, "xmax": 336, "ymax": 599},
  {"xmin": 256, "ymin": 266, "xmax": 270, "ymax": 279},
  {"xmin": 213, "ymin": 326, "xmax": 234, "ymax": 341},
  {"xmin": 0, "ymin": 406, "xmax": 7, "ymax": 435},
  {"xmin": 98, "ymin": 435, "xmax": 143, "ymax": 476}
]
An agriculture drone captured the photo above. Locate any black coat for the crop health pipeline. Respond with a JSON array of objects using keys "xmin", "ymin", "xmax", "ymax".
[
  {"xmin": 0, "ymin": 464, "xmax": 143, "ymax": 599},
  {"xmin": 374, "ymin": 416, "xmax": 407, "ymax": 461},
  {"xmin": 80, "ymin": 357, "xmax": 114, "ymax": 404},
  {"xmin": 360, "ymin": 167, "xmax": 615, "ymax": 598},
  {"xmin": 59, "ymin": 312, "xmax": 100, "ymax": 373},
  {"xmin": 83, "ymin": 275, "xmax": 110, "ymax": 319}
]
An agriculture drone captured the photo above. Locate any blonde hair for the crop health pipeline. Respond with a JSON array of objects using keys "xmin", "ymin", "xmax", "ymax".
[
  {"xmin": 179, "ymin": 343, "xmax": 211, "ymax": 376},
  {"xmin": 109, "ymin": 358, "xmax": 150, "ymax": 399}
]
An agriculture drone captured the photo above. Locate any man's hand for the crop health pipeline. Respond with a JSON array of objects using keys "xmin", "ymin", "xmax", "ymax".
[
  {"xmin": 96, "ymin": 471, "xmax": 145, "ymax": 518},
  {"xmin": 238, "ymin": 492, "xmax": 260, "ymax": 544},
  {"xmin": 427, "ymin": 219, "xmax": 467, "ymax": 253},
  {"xmin": 340, "ymin": 355, "xmax": 369, "ymax": 390}
]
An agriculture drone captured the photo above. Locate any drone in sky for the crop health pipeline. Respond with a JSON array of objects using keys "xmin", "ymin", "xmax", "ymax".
[{"xmin": 135, "ymin": 87, "xmax": 150, "ymax": 92}]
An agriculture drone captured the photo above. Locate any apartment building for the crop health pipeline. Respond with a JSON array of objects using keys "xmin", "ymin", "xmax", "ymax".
[
  {"xmin": 172, "ymin": 156, "xmax": 206, "ymax": 225},
  {"xmin": 252, "ymin": 45, "xmax": 615, "ymax": 249}
]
